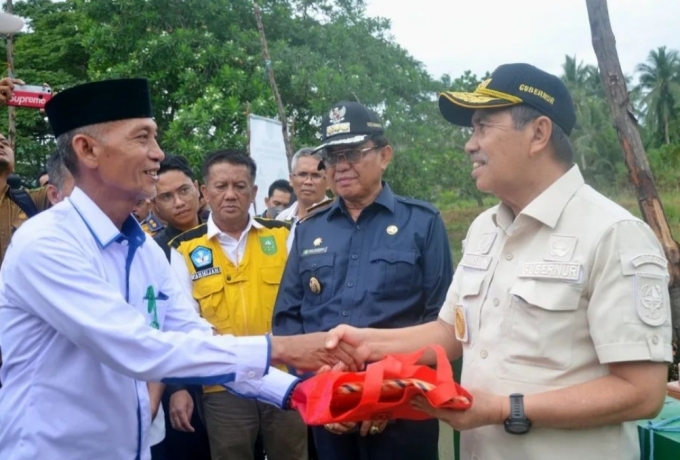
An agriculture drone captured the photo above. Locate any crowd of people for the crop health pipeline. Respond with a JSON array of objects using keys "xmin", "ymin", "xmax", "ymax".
[{"xmin": 0, "ymin": 9, "xmax": 674, "ymax": 460}]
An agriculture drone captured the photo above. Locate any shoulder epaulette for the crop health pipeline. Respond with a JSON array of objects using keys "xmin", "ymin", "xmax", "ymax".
[
  {"xmin": 254, "ymin": 217, "xmax": 291, "ymax": 230},
  {"xmin": 395, "ymin": 196, "xmax": 440, "ymax": 214},
  {"xmin": 146, "ymin": 215, "xmax": 165, "ymax": 232},
  {"xmin": 299, "ymin": 198, "xmax": 335, "ymax": 224},
  {"xmin": 170, "ymin": 223, "xmax": 209, "ymax": 249}
]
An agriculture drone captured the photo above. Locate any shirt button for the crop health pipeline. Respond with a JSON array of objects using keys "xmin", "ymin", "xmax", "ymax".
[
  {"xmin": 347, "ymin": 282, "xmax": 354, "ymax": 288},
  {"xmin": 247, "ymin": 371, "xmax": 256, "ymax": 379},
  {"xmin": 312, "ymin": 263, "xmax": 317, "ymax": 269},
  {"xmin": 480, "ymin": 350, "xmax": 488, "ymax": 359},
  {"xmin": 652, "ymin": 335, "xmax": 659, "ymax": 345},
  {"xmin": 342, "ymin": 311, "xmax": 349, "ymax": 317},
  {"xmin": 504, "ymin": 253, "xmax": 514, "ymax": 261},
  {"xmin": 351, "ymin": 254, "xmax": 358, "ymax": 260},
  {"xmin": 493, "ymin": 298, "xmax": 500, "ymax": 307},
  {"xmin": 356, "ymin": 225, "xmax": 361, "ymax": 230},
  {"xmin": 226, "ymin": 276, "xmax": 232, "ymax": 281}
]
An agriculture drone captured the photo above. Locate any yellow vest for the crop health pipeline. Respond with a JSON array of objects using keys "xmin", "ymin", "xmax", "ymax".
[{"xmin": 171, "ymin": 218, "xmax": 290, "ymax": 392}]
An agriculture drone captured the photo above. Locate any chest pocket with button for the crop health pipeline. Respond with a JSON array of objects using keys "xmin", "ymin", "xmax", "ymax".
[
  {"xmin": 505, "ymin": 279, "xmax": 583, "ymax": 370},
  {"xmin": 368, "ymin": 249, "xmax": 419, "ymax": 298},
  {"xmin": 192, "ymin": 275, "xmax": 230, "ymax": 333},
  {"xmin": 260, "ymin": 266, "xmax": 285, "ymax": 331},
  {"xmin": 299, "ymin": 253, "xmax": 335, "ymax": 305}
]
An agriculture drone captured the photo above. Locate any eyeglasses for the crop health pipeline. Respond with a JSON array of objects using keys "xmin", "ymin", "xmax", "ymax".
[
  {"xmin": 290, "ymin": 172, "xmax": 325, "ymax": 182},
  {"xmin": 155, "ymin": 184, "xmax": 195, "ymax": 205},
  {"xmin": 320, "ymin": 146, "xmax": 380, "ymax": 167}
]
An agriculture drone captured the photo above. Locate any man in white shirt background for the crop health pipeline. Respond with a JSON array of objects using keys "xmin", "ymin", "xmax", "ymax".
[{"xmin": 276, "ymin": 147, "xmax": 329, "ymax": 252}]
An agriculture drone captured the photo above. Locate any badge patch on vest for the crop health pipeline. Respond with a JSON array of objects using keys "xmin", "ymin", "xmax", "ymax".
[
  {"xmin": 190, "ymin": 246, "xmax": 213, "ymax": 269},
  {"xmin": 192, "ymin": 267, "xmax": 222, "ymax": 280},
  {"xmin": 544, "ymin": 234, "xmax": 577, "ymax": 262},
  {"xmin": 260, "ymin": 236, "xmax": 277, "ymax": 255},
  {"xmin": 475, "ymin": 232, "xmax": 497, "ymax": 255},
  {"xmin": 518, "ymin": 262, "xmax": 581, "ymax": 281},
  {"xmin": 459, "ymin": 253, "xmax": 492, "ymax": 271},
  {"xmin": 635, "ymin": 273, "xmax": 668, "ymax": 326}
]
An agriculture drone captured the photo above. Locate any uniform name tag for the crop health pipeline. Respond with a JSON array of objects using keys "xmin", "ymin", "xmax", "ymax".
[
  {"xmin": 459, "ymin": 253, "xmax": 492, "ymax": 271},
  {"xmin": 631, "ymin": 254, "xmax": 667, "ymax": 269},
  {"xmin": 302, "ymin": 247, "xmax": 328, "ymax": 257},
  {"xmin": 518, "ymin": 262, "xmax": 580, "ymax": 281},
  {"xmin": 192, "ymin": 267, "xmax": 222, "ymax": 280}
]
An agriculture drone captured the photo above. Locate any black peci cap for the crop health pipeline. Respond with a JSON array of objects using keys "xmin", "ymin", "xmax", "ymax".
[{"xmin": 45, "ymin": 79, "xmax": 154, "ymax": 138}]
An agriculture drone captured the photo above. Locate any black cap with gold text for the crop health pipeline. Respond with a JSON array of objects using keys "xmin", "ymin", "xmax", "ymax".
[{"xmin": 438, "ymin": 63, "xmax": 576, "ymax": 135}]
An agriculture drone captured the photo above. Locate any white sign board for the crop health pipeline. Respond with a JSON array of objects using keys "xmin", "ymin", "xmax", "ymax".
[{"xmin": 248, "ymin": 114, "xmax": 290, "ymax": 216}]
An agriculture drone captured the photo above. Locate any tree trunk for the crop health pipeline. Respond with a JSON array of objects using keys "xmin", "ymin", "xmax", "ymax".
[
  {"xmin": 253, "ymin": 3, "xmax": 294, "ymax": 171},
  {"xmin": 586, "ymin": 0, "xmax": 680, "ymax": 347}
]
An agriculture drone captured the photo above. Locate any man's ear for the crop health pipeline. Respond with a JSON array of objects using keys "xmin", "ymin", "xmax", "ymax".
[
  {"xmin": 528, "ymin": 116, "xmax": 553, "ymax": 157},
  {"xmin": 71, "ymin": 132, "xmax": 101, "ymax": 172},
  {"xmin": 46, "ymin": 184, "xmax": 60, "ymax": 206},
  {"xmin": 379, "ymin": 145, "xmax": 393, "ymax": 171}
]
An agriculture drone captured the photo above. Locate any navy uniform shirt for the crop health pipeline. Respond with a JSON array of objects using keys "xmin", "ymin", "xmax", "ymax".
[{"xmin": 273, "ymin": 183, "xmax": 453, "ymax": 335}]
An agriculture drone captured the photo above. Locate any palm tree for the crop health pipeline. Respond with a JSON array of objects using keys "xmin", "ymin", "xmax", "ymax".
[
  {"xmin": 562, "ymin": 55, "xmax": 601, "ymax": 96},
  {"xmin": 636, "ymin": 46, "xmax": 680, "ymax": 145}
]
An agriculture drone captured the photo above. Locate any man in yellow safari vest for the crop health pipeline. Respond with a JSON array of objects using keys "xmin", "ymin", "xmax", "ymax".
[{"xmin": 169, "ymin": 149, "xmax": 307, "ymax": 460}]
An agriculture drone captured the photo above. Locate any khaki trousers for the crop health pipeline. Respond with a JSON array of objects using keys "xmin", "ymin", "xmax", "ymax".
[{"xmin": 202, "ymin": 390, "xmax": 307, "ymax": 460}]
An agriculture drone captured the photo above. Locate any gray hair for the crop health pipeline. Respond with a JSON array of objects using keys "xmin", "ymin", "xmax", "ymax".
[
  {"xmin": 507, "ymin": 105, "xmax": 575, "ymax": 166},
  {"xmin": 45, "ymin": 151, "xmax": 70, "ymax": 192},
  {"xmin": 55, "ymin": 124, "xmax": 103, "ymax": 177},
  {"xmin": 291, "ymin": 147, "xmax": 322, "ymax": 171}
]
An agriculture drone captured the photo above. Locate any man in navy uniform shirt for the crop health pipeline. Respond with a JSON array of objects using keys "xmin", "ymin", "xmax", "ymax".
[{"xmin": 273, "ymin": 101, "xmax": 454, "ymax": 460}]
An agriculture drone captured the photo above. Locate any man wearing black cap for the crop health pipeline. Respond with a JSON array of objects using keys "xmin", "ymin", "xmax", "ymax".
[
  {"xmin": 0, "ymin": 79, "xmax": 365, "ymax": 460},
  {"xmin": 273, "ymin": 101, "xmax": 454, "ymax": 460},
  {"xmin": 325, "ymin": 63, "xmax": 672, "ymax": 460}
]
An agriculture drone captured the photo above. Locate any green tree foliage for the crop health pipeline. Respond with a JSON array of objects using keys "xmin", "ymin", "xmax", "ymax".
[
  {"xmin": 636, "ymin": 46, "xmax": 680, "ymax": 146},
  {"xmin": 2, "ymin": 0, "xmax": 680, "ymax": 203},
  {"xmin": 0, "ymin": 0, "xmax": 88, "ymax": 182}
]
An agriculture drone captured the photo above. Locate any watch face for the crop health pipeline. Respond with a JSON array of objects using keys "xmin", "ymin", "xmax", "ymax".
[{"xmin": 504, "ymin": 419, "xmax": 531, "ymax": 435}]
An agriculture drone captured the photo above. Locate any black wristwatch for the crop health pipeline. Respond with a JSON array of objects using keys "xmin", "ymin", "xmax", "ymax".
[{"xmin": 504, "ymin": 393, "xmax": 532, "ymax": 435}]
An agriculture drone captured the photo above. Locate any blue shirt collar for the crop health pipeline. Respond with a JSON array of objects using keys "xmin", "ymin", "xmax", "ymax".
[
  {"xmin": 328, "ymin": 182, "xmax": 396, "ymax": 220},
  {"xmin": 68, "ymin": 187, "xmax": 147, "ymax": 249}
]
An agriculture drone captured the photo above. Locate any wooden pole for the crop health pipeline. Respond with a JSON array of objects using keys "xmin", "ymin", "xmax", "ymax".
[
  {"xmin": 253, "ymin": 2, "xmax": 293, "ymax": 171},
  {"xmin": 586, "ymin": 0, "xmax": 680, "ymax": 346},
  {"xmin": 5, "ymin": 0, "xmax": 16, "ymax": 152}
]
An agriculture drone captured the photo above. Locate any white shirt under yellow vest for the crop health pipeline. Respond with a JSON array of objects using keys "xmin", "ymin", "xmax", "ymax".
[{"xmin": 170, "ymin": 214, "xmax": 290, "ymax": 392}]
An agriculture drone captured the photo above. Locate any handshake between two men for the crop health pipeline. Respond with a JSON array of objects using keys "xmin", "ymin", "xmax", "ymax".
[
  {"xmin": 265, "ymin": 321, "xmax": 475, "ymax": 437},
  {"xmin": 169, "ymin": 321, "xmax": 470, "ymax": 438}
]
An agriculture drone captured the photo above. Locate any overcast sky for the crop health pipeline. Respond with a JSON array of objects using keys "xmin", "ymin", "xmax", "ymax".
[{"xmin": 364, "ymin": 0, "xmax": 680, "ymax": 81}]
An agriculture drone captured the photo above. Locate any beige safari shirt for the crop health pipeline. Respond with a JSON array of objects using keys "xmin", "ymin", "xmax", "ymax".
[{"xmin": 440, "ymin": 165, "xmax": 672, "ymax": 460}]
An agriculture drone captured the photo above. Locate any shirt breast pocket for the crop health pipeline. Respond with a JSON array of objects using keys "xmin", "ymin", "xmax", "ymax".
[
  {"xmin": 505, "ymin": 279, "xmax": 582, "ymax": 370},
  {"xmin": 368, "ymin": 249, "xmax": 419, "ymax": 298},
  {"xmin": 260, "ymin": 266, "xmax": 284, "ymax": 328},
  {"xmin": 299, "ymin": 253, "xmax": 335, "ymax": 305}
]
